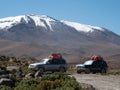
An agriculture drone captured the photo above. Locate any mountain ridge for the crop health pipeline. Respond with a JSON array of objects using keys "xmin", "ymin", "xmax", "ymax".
[
  {"xmin": 0, "ymin": 14, "xmax": 120, "ymax": 44},
  {"xmin": 0, "ymin": 14, "xmax": 120, "ymax": 62},
  {"xmin": 0, "ymin": 14, "xmax": 112, "ymax": 33}
]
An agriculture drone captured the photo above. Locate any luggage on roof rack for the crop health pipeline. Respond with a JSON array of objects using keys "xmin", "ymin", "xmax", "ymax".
[
  {"xmin": 49, "ymin": 53, "xmax": 62, "ymax": 59},
  {"xmin": 91, "ymin": 55, "xmax": 103, "ymax": 61}
]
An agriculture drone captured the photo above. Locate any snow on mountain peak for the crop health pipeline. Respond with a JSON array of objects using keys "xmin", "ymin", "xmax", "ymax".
[
  {"xmin": 61, "ymin": 20, "xmax": 105, "ymax": 33},
  {"xmin": 0, "ymin": 15, "xmax": 57, "ymax": 31},
  {"xmin": 27, "ymin": 15, "xmax": 57, "ymax": 31},
  {"xmin": 0, "ymin": 15, "xmax": 30, "ymax": 30},
  {"xmin": 0, "ymin": 14, "xmax": 105, "ymax": 33}
]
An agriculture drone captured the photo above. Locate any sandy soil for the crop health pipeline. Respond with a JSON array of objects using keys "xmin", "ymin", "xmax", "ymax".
[{"xmin": 72, "ymin": 74, "xmax": 120, "ymax": 90}]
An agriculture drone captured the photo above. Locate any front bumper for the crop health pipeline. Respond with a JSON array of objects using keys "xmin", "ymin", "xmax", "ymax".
[{"xmin": 28, "ymin": 65, "xmax": 37, "ymax": 70}]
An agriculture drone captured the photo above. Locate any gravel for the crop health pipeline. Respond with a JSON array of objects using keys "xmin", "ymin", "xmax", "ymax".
[{"xmin": 72, "ymin": 74, "xmax": 120, "ymax": 90}]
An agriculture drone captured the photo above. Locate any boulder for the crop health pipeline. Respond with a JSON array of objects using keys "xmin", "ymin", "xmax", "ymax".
[
  {"xmin": 25, "ymin": 73, "xmax": 34, "ymax": 79},
  {"xmin": 34, "ymin": 71, "xmax": 43, "ymax": 78},
  {"xmin": 0, "ymin": 69, "xmax": 8, "ymax": 75},
  {"xmin": 6, "ymin": 66, "xmax": 20, "ymax": 72},
  {"xmin": 0, "ymin": 78, "xmax": 14, "ymax": 87}
]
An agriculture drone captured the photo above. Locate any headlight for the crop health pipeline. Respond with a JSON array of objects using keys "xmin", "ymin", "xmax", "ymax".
[{"xmin": 29, "ymin": 65, "xmax": 36, "ymax": 68}]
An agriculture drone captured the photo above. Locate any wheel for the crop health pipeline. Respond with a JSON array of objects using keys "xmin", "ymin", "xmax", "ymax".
[
  {"xmin": 101, "ymin": 68, "xmax": 106, "ymax": 74},
  {"xmin": 77, "ymin": 71, "xmax": 80, "ymax": 74},
  {"xmin": 59, "ymin": 67, "xmax": 65, "ymax": 73},
  {"xmin": 92, "ymin": 72, "xmax": 96, "ymax": 74},
  {"xmin": 92, "ymin": 70, "xmax": 97, "ymax": 74},
  {"xmin": 85, "ymin": 68, "xmax": 90, "ymax": 74},
  {"xmin": 77, "ymin": 70, "xmax": 82, "ymax": 74}
]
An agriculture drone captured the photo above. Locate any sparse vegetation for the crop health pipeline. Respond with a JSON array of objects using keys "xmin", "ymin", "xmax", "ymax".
[
  {"xmin": 0, "ymin": 55, "xmax": 95, "ymax": 90},
  {"xmin": 107, "ymin": 70, "xmax": 120, "ymax": 75},
  {"xmin": 0, "ymin": 72, "xmax": 94, "ymax": 90},
  {"xmin": 0, "ymin": 85, "xmax": 12, "ymax": 90},
  {"xmin": 0, "ymin": 54, "xmax": 119, "ymax": 90},
  {"xmin": 14, "ymin": 78, "xmax": 40, "ymax": 90}
]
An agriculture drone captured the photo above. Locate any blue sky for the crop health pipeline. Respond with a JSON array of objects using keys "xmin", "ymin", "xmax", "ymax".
[{"xmin": 0, "ymin": 0, "xmax": 120, "ymax": 35}]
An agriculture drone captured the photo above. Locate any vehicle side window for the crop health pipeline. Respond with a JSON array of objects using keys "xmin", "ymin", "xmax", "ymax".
[
  {"xmin": 47, "ymin": 59, "xmax": 58, "ymax": 64},
  {"xmin": 60, "ymin": 59, "xmax": 66, "ymax": 64},
  {"xmin": 52, "ymin": 59, "xmax": 59, "ymax": 64},
  {"xmin": 101, "ymin": 60, "xmax": 107, "ymax": 67},
  {"xmin": 92, "ymin": 61, "xmax": 99, "ymax": 67},
  {"xmin": 47, "ymin": 59, "xmax": 66, "ymax": 64},
  {"xmin": 47, "ymin": 60, "xmax": 54, "ymax": 64},
  {"xmin": 92, "ymin": 61, "xmax": 96, "ymax": 66}
]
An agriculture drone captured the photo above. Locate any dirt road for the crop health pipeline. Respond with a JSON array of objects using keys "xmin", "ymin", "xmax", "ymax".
[{"xmin": 72, "ymin": 74, "xmax": 120, "ymax": 90}]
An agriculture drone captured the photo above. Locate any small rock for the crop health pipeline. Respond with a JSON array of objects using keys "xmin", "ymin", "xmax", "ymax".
[
  {"xmin": 25, "ymin": 73, "xmax": 34, "ymax": 78},
  {"xmin": 34, "ymin": 71, "xmax": 43, "ymax": 78}
]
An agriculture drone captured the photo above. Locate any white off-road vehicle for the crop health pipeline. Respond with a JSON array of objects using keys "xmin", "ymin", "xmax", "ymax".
[{"xmin": 28, "ymin": 58, "xmax": 67, "ymax": 73}]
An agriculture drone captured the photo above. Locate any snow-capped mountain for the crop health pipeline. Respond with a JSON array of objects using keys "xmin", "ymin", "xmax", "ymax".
[
  {"xmin": 0, "ymin": 14, "xmax": 57, "ymax": 31},
  {"xmin": 0, "ymin": 14, "xmax": 108, "ymax": 33},
  {"xmin": 0, "ymin": 14, "xmax": 112, "ymax": 34},
  {"xmin": 0, "ymin": 14, "xmax": 119, "ymax": 44},
  {"xmin": 0, "ymin": 14, "xmax": 120, "ymax": 60}
]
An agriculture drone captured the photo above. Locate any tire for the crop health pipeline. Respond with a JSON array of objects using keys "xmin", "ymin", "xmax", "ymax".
[
  {"xmin": 101, "ymin": 68, "xmax": 106, "ymax": 74},
  {"xmin": 92, "ymin": 70, "xmax": 97, "ymax": 74},
  {"xmin": 77, "ymin": 70, "xmax": 81, "ymax": 74},
  {"xmin": 59, "ymin": 67, "xmax": 65, "ymax": 73},
  {"xmin": 85, "ymin": 68, "xmax": 90, "ymax": 74},
  {"xmin": 77, "ymin": 71, "xmax": 80, "ymax": 74}
]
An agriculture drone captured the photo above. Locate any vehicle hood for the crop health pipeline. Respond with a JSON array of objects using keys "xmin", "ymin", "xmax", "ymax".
[
  {"xmin": 76, "ymin": 60, "xmax": 94, "ymax": 67},
  {"xmin": 84, "ymin": 60, "xmax": 94, "ymax": 65},
  {"xmin": 76, "ymin": 64, "xmax": 85, "ymax": 67},
  {"xmin": 29, "ymin": 63, "xmax": 44, "ymax": 66}
]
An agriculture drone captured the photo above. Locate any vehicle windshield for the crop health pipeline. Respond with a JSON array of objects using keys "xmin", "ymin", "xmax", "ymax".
[{"xmin": 39, "ymin": 58, "xmax": 50, "ymax": 64}]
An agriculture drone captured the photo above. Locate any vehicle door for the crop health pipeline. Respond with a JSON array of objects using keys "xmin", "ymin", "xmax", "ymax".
[
  {"xmin": 45, "ymin": 59, "xmax": 59, "ymax": 71},
  {"xmin": 92, "ymin": 61, "xmax": 101, "ymax": 70}
]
